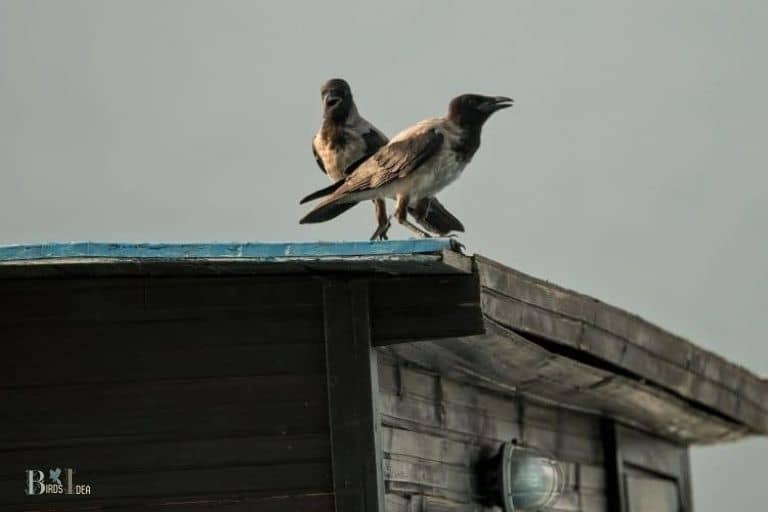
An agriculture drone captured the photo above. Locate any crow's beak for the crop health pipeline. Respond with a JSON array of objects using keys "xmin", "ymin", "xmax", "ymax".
[{"xmin": 479, "ymin": 96, "xmax": 514, "ymax": 113}]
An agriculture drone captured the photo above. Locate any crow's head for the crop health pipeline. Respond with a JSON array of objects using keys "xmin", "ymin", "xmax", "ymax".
[
  {"xmin": 447, "ymin": 94, "xmax": 513, "ymax": 128},
  {"xmin": 320, "ymin": 78, "xmax": 354, "ymax": 121}
]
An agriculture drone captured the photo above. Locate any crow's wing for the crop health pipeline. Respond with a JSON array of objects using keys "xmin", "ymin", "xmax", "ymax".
[
  {"xmin": 312, "ymin": 139, "xmax": 327, "ymax": 176},
  {"xmin": 342, "ymin": 127, "xmax": 388, "ymax": 176},
  {"xmin": 336, "ymin": 128, "xmax": 444, "ymax": 196},
  {"xmin": 363, "ymin": 126, "xmax": 388, "ymax": 153}
]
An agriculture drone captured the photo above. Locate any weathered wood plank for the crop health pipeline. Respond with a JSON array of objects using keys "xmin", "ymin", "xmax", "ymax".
[
  {"xmin": 378, "ymin": 362, "xmax": 603, "ymax": 442},
  {"xmin": 3, "ymin": 374, "xmax": 326, "ymax": 413},
  {"xmin": 2, "ymin": 401, "xmax": 328, "ymax": 448},
  {"xmin": 0, "ymin": 376, "xmax": 328, "ymax": 445},
  {"xmin": 481, "ymin": 290, "xmax": 584, "ymax": 350},
  {"xmin": 2, "ymin": 341, "xmax": 325, "ymax": 387},
  {"xmin": 385, "ymin": 481, "xmax": 470, "ymax": 506},
  {"xmin": 384, "ymin": 456, "xmax": 475, "ymax": 502},
  {"xmin": 476, "ymin": 255, "xmax": 768, "ymax": 436},
  {"xmin": 382, "ymin": 426, "xmax": 482, "ymax": 467},
  {"xmin": 148, "ymin": 492, "xmax": 335, "ymax": 512},
  {"xmin": 3, "ymin": 312, "xmax": 322, "ymax": 346},
  {"xmin": 380, "ymin": 391, "xmax": 520, "ymax": 446},
  {"xmin": 485, "ymin": 289, "xmax": 754, "ymax": 430},
  {"xmin": 323, "ymin": 279, "xmax": 384, "ymax": 512},
  {"xmin": 0, "ymin": 435, "xmax": 330, "ymax": 480},
  {"xmin": 384, "ymin": 493, "xmax": 411, "ymax": 512},
  {"xmin": 370, "ymin": 274, "xmax": 484, "ymax": 345},
  {"xmin": 0, "ymin": 276, "xmax": 323, "ymax": 325},
  {"xmin": 379, "ymin": 321, "xmax": 744, "ymax": 443},
  {"xmin": 0, "ymin": 492, "xmax": 335, "ymax": 512},
  {"xmin": 417, "ymin": 495, "xmax": 486, "ymax": 512},
  {"xmin": 580, "ymin": 493, "xmax": 608, "ymax": 512},
  {"xmin": 379, "ymin": 382, "xmax": 603, "ymax": 466}
]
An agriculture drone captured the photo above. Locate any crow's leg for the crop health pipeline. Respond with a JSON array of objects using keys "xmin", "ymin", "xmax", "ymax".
[
  {"xmin": 395, "ymin": 195, "xmax": 432, "ymax": 238},
  {"xmin": 369, "ymin": 199, "xmax": 391, "ymax": 240}
]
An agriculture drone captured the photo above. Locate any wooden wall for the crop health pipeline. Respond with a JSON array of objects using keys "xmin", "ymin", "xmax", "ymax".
[
  {"xmin": 0, "ymin": 276, "xmax": 333, "ymax": 511},
  {"xmin": 1, "ymin": 270, "xmax": 696, "ymax": 512},
  {"xmin": 378, "ymin": 355, "xmax": 608, "ymax": 512}
]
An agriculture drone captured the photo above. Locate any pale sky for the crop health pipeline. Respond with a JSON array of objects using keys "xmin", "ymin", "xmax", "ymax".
[{"xmin": 1, "ymin": 1, "xmax": 766, "ymax": 509}]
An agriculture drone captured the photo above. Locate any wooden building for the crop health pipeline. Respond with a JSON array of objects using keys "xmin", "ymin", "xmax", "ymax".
[{"xmin": 1, "ymin": 239, "xmax": 765, "ymax": 512}]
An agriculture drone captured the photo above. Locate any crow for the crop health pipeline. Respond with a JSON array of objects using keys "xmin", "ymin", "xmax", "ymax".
[
  {"xmin": 300, "ymin": 93, "xmax": 512, "ymax": 238},
  {"xmin": 305, "ymin": 78, "xmax": 465, "ymax": 240}
]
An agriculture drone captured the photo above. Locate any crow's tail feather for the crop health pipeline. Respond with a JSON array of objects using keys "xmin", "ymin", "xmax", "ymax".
[
  {"xmin": 409, "ymin": 198, "xmax": 465, "ymax": 235},
  {"xmin": 300, "ymin": 179, "xmax": 346, "ymax": 204},
  {"xmin": 300, "ymin": 199, "xmax": 359, "ymax": 224}
]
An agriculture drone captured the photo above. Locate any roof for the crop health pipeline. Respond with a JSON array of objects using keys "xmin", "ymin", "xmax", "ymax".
[
  {"xmin": 0, "ymin": 240, "xmax": 471, "ymax": 277},
  {"xmin": 1, "ymin": 240, "xmax": 765, "ymax": 443},
  {"xmin": 475, "ymin": 255, "xmax": 768, "ymax": 441}
]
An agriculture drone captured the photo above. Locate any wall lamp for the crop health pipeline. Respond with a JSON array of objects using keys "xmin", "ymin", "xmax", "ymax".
[{"xmin": 478, "ymin": 440, "xmax": 566, "ymax": 511}]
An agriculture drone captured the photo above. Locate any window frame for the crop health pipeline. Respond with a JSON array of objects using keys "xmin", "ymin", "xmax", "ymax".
[{"xmin": 603, "ymin": 421, "xmax": 693, "ymax": 512}]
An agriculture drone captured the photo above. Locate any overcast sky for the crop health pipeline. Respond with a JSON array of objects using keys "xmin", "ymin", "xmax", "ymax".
[{"xmin": 1, "ymin": 1, "xmax": 766, "ymax": 509}]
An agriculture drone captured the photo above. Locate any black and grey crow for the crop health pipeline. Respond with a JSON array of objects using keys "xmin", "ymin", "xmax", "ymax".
[
  {"xmin": 304, "ymin": 78, "xmax": 465, "ymax": 240},
  {"xmin": 300, "ymin": 93, "xmax": 513, "ymax": 237}
]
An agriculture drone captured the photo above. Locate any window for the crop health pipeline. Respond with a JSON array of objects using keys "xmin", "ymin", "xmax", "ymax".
[
  {"xmin": 625, "ymin": 466, "xmax": 681, "ymax": 512},
  {"xmin": 604, "ymin": 422, "xmax": 692, "ymax": 512}
]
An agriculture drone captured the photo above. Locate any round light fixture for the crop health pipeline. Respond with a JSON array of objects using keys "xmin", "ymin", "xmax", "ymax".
[
  {"xmin": 501, "ymin": 442, "xmax": 565, "ymax": 510},
  {"xmin": 478, "ymin": 441, "xmax": 566, "ymax": 511}
]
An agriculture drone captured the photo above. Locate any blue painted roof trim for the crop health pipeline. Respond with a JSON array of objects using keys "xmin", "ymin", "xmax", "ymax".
[{"xmin": 0, "ymin": 239, "xmax": 456, "ymax": 262}]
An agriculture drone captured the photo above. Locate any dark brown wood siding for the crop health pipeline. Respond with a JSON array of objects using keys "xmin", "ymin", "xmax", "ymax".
[
  {"xmin": 378, "ymin": 356, "xmax": 608, "ymax": 512},
  {"xmin": 0, "ymin": 276, "xmax": 333, "ymax": 511}
]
